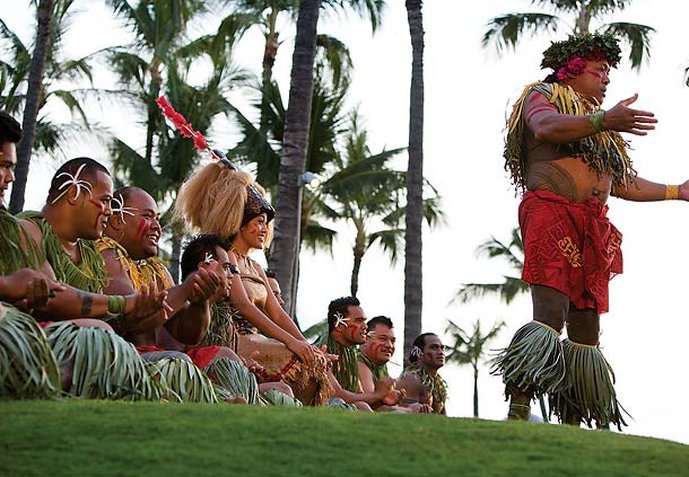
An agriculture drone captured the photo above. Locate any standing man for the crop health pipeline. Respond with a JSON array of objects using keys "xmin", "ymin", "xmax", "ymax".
[
  {"xmin": 397, "ymin": 333, "xmax": 447, "ymax": 415},
  {"xmin": 492, "ymin": 33, "xmax": 688, "ymax": 430}
]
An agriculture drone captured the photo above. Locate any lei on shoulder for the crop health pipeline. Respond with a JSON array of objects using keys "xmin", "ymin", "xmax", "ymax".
[{"xmin": 504, "ymin": 81, "xmax": 636, "ymax": 191}]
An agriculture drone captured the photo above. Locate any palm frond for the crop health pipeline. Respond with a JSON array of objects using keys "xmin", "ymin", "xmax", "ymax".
[
  {"xmin": 301, "ymin": 221, "xmax": 337, "ymax": 254},
  {"xmin": 452, "ymin": 276, "xmax": 529, "ymax": 305},
  {"xmin": 482, "ymin": 13, "xmax": 560, "ymax": 52},
  {"xmin": 600, "ymin": 22, "xmax": 654, "ymax": 70},
  {"xmin": 303, "ymin": 318, "xmax": 328, "ymax": 343}
]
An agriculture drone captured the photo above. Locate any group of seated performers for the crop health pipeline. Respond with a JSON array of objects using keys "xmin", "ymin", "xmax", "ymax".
[{"xmin": 0, "ymin": 110, "xmax": 448, "ymax": 413}]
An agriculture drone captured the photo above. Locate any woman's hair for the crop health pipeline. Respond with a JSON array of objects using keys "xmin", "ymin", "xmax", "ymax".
[{"xmin": 175, "ymin": 161, "xmax": 252, "ymax": 238}]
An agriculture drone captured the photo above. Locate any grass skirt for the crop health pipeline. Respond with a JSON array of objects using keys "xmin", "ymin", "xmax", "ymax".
[
  {"xmin": 549, "ymin": 339, "xmax": 628, "ymax": 430},
  {"xmin": 45, "ymin": 322, "xmax": 159, "ymax": 400},
  {"xmin": 0, "ymin": 303, "xmax": 61, "ymax": 398},
  {"xmin": 490, "ymin": 320, "xmax": 567, "ymax": 398}
]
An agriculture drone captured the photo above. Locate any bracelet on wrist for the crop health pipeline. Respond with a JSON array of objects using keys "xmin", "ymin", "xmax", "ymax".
[
  {"xmin": 107, "ymin": 295, "xmax": 126, "ymax": 314},
  {"xmin": 665, "ymin": 184, "xmax": 680, "ymax": 200},
  {"xmin": 589, "ymin": 110, "xmax": 606, "ymax": 133}
]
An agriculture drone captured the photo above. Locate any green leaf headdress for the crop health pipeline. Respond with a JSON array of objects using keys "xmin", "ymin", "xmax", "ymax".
[{"xmin": 541, "ymin": 33, "xmax": 622, "ymax": 71}]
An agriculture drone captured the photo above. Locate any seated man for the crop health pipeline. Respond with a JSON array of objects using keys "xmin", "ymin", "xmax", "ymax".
[
  {"xmin": 357, "ymin": 316, "xmax": 429, "ymax": 413},
  {"xmin": 13, "ymin": 156, "xmax": 167, "ymax": 399},
  {"xmin": 264, "ymin": 269, "xmax": 284, "ymax": 306},
  {"xmin": 97, "ymin": 187, "xmax": 266, "ymax": 403},
  {"xmin": 98, "ymin": 186, "xmax": 223, "ymax": 358},
  {"xmin": 179, "ymin": 233, "xmax": 298, "ymax": 404},
  {"xmin": 397, "ymin": 333, "xmax": 448, "ymax": 415},
  {"xmin": 321, "ymin": 296, "xmax": 403, "ymax": 410}
]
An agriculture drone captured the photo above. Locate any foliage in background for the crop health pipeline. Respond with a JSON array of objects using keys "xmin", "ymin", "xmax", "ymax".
[{"xmin": 482, "ymin": 0, "xmax": 654, "ymax": 70}]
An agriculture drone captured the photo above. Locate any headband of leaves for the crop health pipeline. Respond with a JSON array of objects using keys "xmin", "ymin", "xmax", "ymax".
[{"xmin": 541, "ymin": 33, "xmax": 622, "ymax": 71}]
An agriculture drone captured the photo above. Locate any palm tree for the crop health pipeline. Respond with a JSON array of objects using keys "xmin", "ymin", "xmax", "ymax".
[
  {"xmin": 2, "ymin": 0, "xmax": 97, "ymax": 213},
  {"xmin": 105, "ymin": 0, "xmax": 248, "ymax": 280},
  {"xmin": 452, "ymin": 227, "xmax": 549, "ymax": 420},
  {"xmin": 270, "ymin": 0, "xmax": 322, "ymax": 316},
  {"xmin": 223, "ymin": 0, "xmax": 384, "ymax": 134},
  {"xmin": 315, "ymin": 113, "xmax": 443, "ymax": 297},
  {"xmin": 10, "ymin": 0, "xmax": 53, "ymax": 214},
  {"xmin": 482, "ymin": 0, "xmax": 654, "ymax": 70},
  {"xmin": 404, "ymin": 0, "xmax": 424, "ymax": 361},
  {"xmin": 445, "ymin": 318, "xmax": 505, "ymax": 418},
  {"xmin": 453, "ymin": 227, "xmax": 529, "ymax": 305}
]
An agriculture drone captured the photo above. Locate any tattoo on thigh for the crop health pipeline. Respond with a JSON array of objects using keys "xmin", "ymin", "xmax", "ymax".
[
  {"xmin": 530, "ymin": 162, "xmax": 577, "ymax": 198},
  {"xmin": 80, "ymin": 293, "xmax": 93, "ymax": 316}
]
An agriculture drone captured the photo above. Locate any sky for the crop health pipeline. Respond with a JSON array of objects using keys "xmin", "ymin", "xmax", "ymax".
[{"xmin": 3, "ymin": 0, "xmax": 689, "ymax": 445}]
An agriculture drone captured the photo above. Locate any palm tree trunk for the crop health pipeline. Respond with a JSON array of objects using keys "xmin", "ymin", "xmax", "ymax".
[
  {"xmin": 169, "ymin": 233, "xmax": 182, "ymax": 284},
  {"xmin": 473, "ymin": 365, "xmax": 479, "ymax": 418},
  {"xmin": 260, "ymin": 2, "xmax": 280, "ymax": 134},
  {"xmin": 10, "ymin": 0, "xmax": 54, "ymax": 214},
  {"xmin": 350, "ymin": 249, "xmax": 363, "ymax": 297},
  {"xmin": 268, "ymin": 0, "xmax": 321, "ymax": 316},
  {"xmin": 403, "ymin": 0, "xmax": 424, "ymax": 359}
]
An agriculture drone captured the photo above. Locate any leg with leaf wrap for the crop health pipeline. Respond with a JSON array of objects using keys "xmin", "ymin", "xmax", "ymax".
[
  {"xmin": 549, "ymin": 308, "xmax": 628, "ymax": 430},
  {"xmin": 491, "ymin": 285, "xmax": 569, "ymax": 420}
]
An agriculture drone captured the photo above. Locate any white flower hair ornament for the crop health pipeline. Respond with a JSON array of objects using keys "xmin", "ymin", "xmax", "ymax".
[
  {"xmin": 51, "ymin": 163, "xmax": 94, "ymax": 204},
  {"xmin": 111, "ymin": 194, "xmax": 137, "ymax": 223},
  {"xmin": 203, "ymin": 252, "xmax": 215, "ymax": 265},
  {"xmin": 333, "ymin": 311, "xmax": 349, "ymax": 329},
  {"xmin": 409, "ymin": 346, "xmax": 423, "ymax": 361}
]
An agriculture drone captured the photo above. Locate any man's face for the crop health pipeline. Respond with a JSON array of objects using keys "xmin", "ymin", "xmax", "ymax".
[
  {"xmin": 267, "ymin": 277, "xmax": 284, "ymax": 306},
  {"xmin": 362, "ymin": 323, "xmax": 395, "ymax": 366},
  {"xmin": 208, "ymin": 246, "xmax": 232, "ymax": 279},
  {"xmin": 335, "ymin": 305, "xmax": 367, "ymax": 346},
  {"xmin": 569, "ymin": 59, "xmax": 611, "ymax": 104},
  {"xmin": 0, "ymin": 141, "xmax": 16, "ymax": 207},
  {"xmin": 114, "ymin": 189, "xmax": 161, "ymax": 260},
  {"xmin": 76, "ymin": 170, "xmax": 113, "ymax": 240},
  {"xmin": 420, "ymin": 335, "xmax": 446, "ymax": 370}
]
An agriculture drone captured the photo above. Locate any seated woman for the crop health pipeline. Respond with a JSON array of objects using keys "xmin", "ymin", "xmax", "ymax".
[{"xmin": 175, "ymin": 158, "xmax": 333, "ymax": 405}]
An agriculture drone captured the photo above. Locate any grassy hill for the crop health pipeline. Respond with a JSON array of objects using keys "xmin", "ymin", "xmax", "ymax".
[{"xmin": 1, "ymin": 400, "xmax": 687, "ymax": 477}]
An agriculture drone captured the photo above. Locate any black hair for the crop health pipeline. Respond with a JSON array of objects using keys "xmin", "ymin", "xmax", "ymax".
[
  {"xmin": 409, "ymin": 333, "xmax": 437, "ymax": 364},
  {"xmin": 180, "ymin": 233, "xmax": 228, "ymax": 280},
  {"xmin": 113, "ymin": 185, "xmax": 146, "ymax": 203},
  {"xmin": 46, "ymin": 157, "xmax": 110, "ymax": 203},
  {"xmin": 327, "ymin": 296, "xmax": 360, "ymax": 332},
  {"xmin": 366, "ymin": 315, "xmax": 393, "ymax": 333},
  {"xmin": 0, "ymin": 111, "xmax": 22, "ymax": 145}
]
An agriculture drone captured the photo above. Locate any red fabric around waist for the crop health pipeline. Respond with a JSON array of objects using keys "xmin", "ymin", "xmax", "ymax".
[
  {"xmin": 519, "ymin": 190, "xmax": 622, "ymax": 313},
  {"xmin": 136, "ymin": 344, "xmax": 221, "ymax": 369}
]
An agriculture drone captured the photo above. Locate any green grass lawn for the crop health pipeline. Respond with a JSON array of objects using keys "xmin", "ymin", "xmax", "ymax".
[{"xmin": 1, "ymin": 400, "xmax": 687, "ymax": 477}]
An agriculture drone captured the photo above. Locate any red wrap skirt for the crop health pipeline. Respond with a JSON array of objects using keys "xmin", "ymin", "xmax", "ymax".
[
  {"xmin": 519, "ymin": 190, "xmax": 622, "ymax": 313},
  {"xmin": 136, "ymin": 345, "xmax": 220, "ymax": 369}
]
